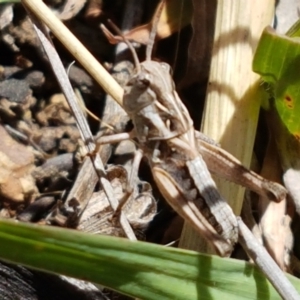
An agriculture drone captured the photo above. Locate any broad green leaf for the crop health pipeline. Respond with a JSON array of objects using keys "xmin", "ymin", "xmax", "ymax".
[
  {"xmin": 253, "ymin": 26, "xmax": 300, "ymax": 139},
  {"xmin": 253, "ymin": 22, "xmax": 300, "ymax": 213},
  {"xmin": 0, "ymin": 218, "xmax": 299, "ymax": 299}
]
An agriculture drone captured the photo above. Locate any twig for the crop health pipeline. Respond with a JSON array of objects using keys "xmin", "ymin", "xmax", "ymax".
[
  {"xmin": 22, "ymin": 6, "xmax": 136, "ymax": 240},
  {"xmin": 238, "ymin": 218, "xmax": 300, "ymax": 300},
  {"xmin": 21, "ymin": 0, "xmax": 123, "ymax": 106}
]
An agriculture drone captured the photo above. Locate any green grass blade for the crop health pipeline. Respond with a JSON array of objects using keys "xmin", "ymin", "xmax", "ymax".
[
  {"xmin": 286, "ymin": 19, "xmax": 300, "ymax": 37},
  {"xmin": 0, "ymin": 219, "xmax": 299, "ymax": 299},
  {"xmin": 0, "ymin": 0, "xmax": 20, "ymax": 3}
]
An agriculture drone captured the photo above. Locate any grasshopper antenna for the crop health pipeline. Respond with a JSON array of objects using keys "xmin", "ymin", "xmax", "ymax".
[
  {"xmin": 145, "ymin": 0, "xmax": 165, "ymax": 61},
  {"xmin": 101, "ymin": 20, "xmax": 141, "ymax": 73}
]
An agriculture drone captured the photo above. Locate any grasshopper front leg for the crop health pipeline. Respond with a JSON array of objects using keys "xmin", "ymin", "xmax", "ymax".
[
  {"xmin": 95, "ymin": 132, "xmax": 134, "ymax": 146},
  {"xmin": 113, "ymin": 149, "xmax": 144, "ymax": 216},
  {"xmin": 96, "ymin": 132, "xmax": 152, "ymax": 223}
]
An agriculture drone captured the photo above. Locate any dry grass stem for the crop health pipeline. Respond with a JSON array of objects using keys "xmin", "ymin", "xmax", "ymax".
[{"xmin": 180, "ymin": 0, "xmax": 275, "ymax": 253}]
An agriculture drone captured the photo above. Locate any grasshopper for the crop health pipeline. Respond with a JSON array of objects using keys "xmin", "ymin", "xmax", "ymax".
[{"xmin": 99, "ymin": 1, "xmax": 287, "ymax": 256}]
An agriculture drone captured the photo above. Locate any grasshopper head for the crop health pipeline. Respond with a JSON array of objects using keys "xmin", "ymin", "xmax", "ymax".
[{"xmin": 123, "ymin": 61, "xmax": 175, "ymax": 115}]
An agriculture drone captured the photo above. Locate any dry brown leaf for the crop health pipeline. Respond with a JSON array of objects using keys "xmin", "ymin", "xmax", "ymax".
[
  {"xmin": 0, "ymin": 125, "xmax": 37, "ymax": 204},
  {"xmin": 259, "ymin": 135, "xmax": 293, "ymax": 272},
  {"xmin": 84, "ymin": 0, "xmax": 103, "ymax": 19},
  {"xmin": 0, "ymin": 4, "xmax": 13, "ymax": 30},
  {"xmin": 102, "ymin": 0, "xmax": 192, "ymax": 45}
]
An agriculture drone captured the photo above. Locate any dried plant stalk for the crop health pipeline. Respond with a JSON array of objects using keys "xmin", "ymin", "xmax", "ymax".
[
  {"xmin": 21, "ymin": 0, "xmax": 123, "ymax": 106},
  {"xmin": 259, "ymin": 134, "xmax": 292, "ymax": 271},
  {"xmin": 180, "ymin": 0, "xmax": 275, "ymax": 253}
]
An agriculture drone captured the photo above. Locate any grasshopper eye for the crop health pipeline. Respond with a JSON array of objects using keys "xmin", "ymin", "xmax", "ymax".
[
  {"xmin": 137, "ymin": 73, "xmax": 151, "ymax": 88},
  {"xmin": 141, "ymin": 77, "xmax": 150, "ymax": 85},
  {"xmin": 136, "ymin": 79, "xmax": 149, "ymax": 90}
]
